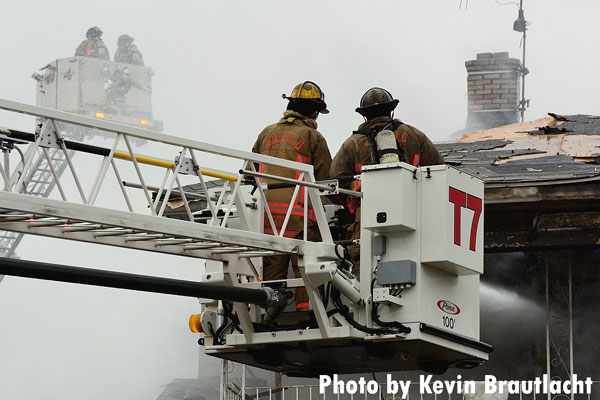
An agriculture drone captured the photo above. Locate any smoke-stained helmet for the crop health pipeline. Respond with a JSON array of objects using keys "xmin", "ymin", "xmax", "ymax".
[
  {"xmin": 282, "ymin": 81, "xmax": 329, "ymax": 114},
  {"xmin": 355, "ymin": 87, "xmax": 399, "ymax": 116},
  {"xmin": 86, "ymin": 26, "xmax": 103, "ymax": 39},
  {"xmin": 118, "ymin": 34, "xmax": 134, "ymax": 46}
]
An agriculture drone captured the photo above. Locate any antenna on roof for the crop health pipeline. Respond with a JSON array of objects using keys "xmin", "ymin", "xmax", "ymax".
[{"xmin": 512, "ymin": 0, "xmax": 530, "ymax": 122}]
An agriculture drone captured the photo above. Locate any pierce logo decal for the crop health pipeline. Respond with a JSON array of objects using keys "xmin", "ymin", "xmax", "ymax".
[{"xmin": 437, "ymin": 300, "xmax": 460, "ymax": 315}]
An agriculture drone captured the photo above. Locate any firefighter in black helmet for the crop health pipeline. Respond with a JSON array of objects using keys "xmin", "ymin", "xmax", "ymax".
[
  {"xmin": 355, "ymin": 87, "xmax": 400, "ymax": 120},
  {"xmin": 252, "ymin": 81, "xmax": 332, "ymax": 316},
  {"xmin": 330, "ymin": 87, "xmax": 444, "ymax": 277},
  {"xmin": 75, "ymin": 26, "xmax": 110, "ymax": 60}
]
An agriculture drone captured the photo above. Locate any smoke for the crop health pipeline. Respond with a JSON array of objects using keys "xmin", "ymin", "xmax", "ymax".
[
  {"xmin": 474, "ymin": 252, "xmax": 547, "ymax": 379},
  {"xmin": 479, "ymin": 281, "xmax": 546, "ymax": 379}
]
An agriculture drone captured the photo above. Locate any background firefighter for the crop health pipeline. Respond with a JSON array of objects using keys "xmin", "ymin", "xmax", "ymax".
[
  {"xmin": 74, "ymin": 26, "xmax": 110, "ymax": 60},
  {"xmin": 114, "ymin": 34, "xmax": 144, "ymax": 66},
  {"xmin": 252, "ymin": 81, "xmax": 332, "ymax": 313},
  {"xmin": 330, "ymin": 87, "xmax": 444, "ymax": 276}
]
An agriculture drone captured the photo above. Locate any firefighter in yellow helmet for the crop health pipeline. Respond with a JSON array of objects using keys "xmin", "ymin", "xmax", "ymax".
[
  {"xmin": 252, "ymin": 81, "xmax": 332, "ymax": 315},
  {"xmin": 330, "ymin": 87, "xmax": 444, "ymax": 276}
]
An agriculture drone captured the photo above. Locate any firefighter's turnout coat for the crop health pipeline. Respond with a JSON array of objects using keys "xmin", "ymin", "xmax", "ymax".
[
  {"xmin": 115, "ymin": 45, "xmax": 144, "ymax": 66},
  {"xmin": 252, "ymin": 110, "xmax": 332, "ymax": 238},
  {"xmin": 75, "ymin": 39, "xmax": 110, "ymax": 60}
]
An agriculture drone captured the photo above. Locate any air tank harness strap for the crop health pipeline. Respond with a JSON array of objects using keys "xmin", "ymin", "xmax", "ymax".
[
  {"xmin": 352, "ymin": 127, "xmax": 378, "ymax": 164},
  {"xmin": 352, "ymin": 120, "xmax": 405, "ymax": 164}
]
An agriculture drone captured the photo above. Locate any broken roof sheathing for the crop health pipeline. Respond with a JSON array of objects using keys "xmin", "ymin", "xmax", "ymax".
[{"xmin": 437, "ymin": 114, "xmax": 600, "ymax": 186}]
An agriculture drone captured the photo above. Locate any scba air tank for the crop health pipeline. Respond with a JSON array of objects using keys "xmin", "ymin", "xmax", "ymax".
[{"xmin": 375, "ymin": 129, "xmax": 401, "ymax": 164}]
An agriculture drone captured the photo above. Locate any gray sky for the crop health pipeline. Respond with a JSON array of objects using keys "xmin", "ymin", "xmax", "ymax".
[{"xmin": 1, "ymin": 1, "xmax": 599, "ymax": 399}]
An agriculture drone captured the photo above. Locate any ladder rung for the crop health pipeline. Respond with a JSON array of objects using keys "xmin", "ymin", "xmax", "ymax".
[
  {"xmin": 183, "ymin": 243, "xmax": 224, "ymax": 250},
  {"xmin": 125, "ymin": 235, "xmax": 165, "ymax": 242},
  {"xmin": 238, "ymin": 251, "xmax": 278, "ymax": 258},
  {"xmin": 154, "ymin": 239, "xmax": 196, "ymax": 247},
  {"xmin": 211, "ymin": 247, "xmax": 251, "ymax": 254},
  {"xmin": 94, "ymin": 229, "xmax": 135, "ymax": 238}
]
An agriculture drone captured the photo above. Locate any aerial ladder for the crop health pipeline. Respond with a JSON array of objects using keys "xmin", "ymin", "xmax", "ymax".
[
  {"xmin": 0, "ymin": 55, "xmax": 158, "ymax": 273},
  {"xmin": 0, "ymin": 99, "xmax": 492, "ymax": 377}
]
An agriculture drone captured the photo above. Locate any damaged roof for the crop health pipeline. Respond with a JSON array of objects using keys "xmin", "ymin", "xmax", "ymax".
[{"xmin": 437, "ymin": 114, "xmax": 600, "ymax": 186}]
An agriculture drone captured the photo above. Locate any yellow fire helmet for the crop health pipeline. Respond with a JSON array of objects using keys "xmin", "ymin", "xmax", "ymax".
[{"xmin": 282, "ymin": 81, "xmax": 329, "ymax": 114}]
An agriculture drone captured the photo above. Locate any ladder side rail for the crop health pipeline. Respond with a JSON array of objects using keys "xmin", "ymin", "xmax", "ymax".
[
  {"xmin": 209, "ymin": 180, "xmax": 231, "ymax": 226},
  {"xmin": 174, "ymin": 174, "xmax": 194, "ymax": 222},
  {"xmin": 246, "ymin": 162, "xmax": 279, "ymax": 236},
  {"xmin": 110, "ymin": 158, "xmax": 134, "ymax": 212},
  {"xmin": 87, "ymin": 133, "xmax": 122, "ymax": 205},
  {"xmin": 49, "ymin": 119, "xmax": 87, "ymax": 204},
  {"xmin": 40, "ymin": 148, "xmax": 67, "ymax": 201},
  {"xmin": 230, "ymin": 168, "xmax": 256, "ymax": 233},
  {"xmin": 152, "ymin": 166, "xmax": 172, "ymax": 212},
  {"xmin": 2, "ymin": 149, "xmax": 9, "ymax": 189},
  {"xmin": 278, "ymin": 173, "xmax": 303, "ymax": 238},
  {"xmin": 189, "ymin": 149, "xmax": 218, "ymax": 219},
  {"xmin": 122, "ymin": 134, "xmax": 157, "ymax": 215},
  {"xmin": 219, "ymin": 173, "xmax": 244, "ymax": 228},
  {"xmin": 156, "ymin": 147, "xmax": 187, "ymax": 217},
  {"xmin": 303, "ymin": 176, "xmax": 308, "ymax": 241},
  {"xmin": 0, "ymin": 158, "xmax": 11, "ymax": 191}
]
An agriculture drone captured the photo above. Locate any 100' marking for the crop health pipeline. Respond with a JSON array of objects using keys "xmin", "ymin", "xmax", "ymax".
[{"xmin": 442, "ymin": 315, "xmax": 455, "ymax": 329}]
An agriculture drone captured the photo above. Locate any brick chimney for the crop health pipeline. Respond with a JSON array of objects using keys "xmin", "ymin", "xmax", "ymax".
[{"xmin": 465, "ymin": 52, "xmax": 521, "ymax": 131}]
